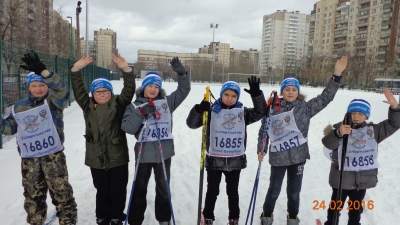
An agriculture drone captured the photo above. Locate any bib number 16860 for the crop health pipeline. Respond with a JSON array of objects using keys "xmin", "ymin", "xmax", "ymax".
[{"xmin": 22, "ymin": 136, "xmax": 55, "ymax": 152}]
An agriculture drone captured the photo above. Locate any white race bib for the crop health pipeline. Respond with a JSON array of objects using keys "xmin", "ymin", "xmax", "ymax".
[
  {"xmin": 267, "ymin": 109, "xmax": 307, "ymax": 152},
  {"xmin": 12, "ymin": 100, "xmax": 63, "ymax": 158},
  {"xmin": 136, "ymin": 99, "xmax": 174, "ymax": 142},
  {"xmin": 338, "ymin": 126, "xmax": 379, "ymax": 172},
  {"xmin": 209, "ymin": 108, "xmax": 246, "ymax": 157}
]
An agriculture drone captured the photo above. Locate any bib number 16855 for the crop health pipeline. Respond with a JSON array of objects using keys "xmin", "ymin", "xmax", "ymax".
[
  {"xmin": 214, "ymin": 137, "xmax": 242, "ymax": 149},
  {"xmin": 22, "ymin": 136, "xmax": 55, "ymax": 152}
]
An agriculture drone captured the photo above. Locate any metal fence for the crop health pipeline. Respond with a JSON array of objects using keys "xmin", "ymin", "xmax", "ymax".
[{"xmin": 0, "ymin": 40, "xmax": 110, "ymax": 148}]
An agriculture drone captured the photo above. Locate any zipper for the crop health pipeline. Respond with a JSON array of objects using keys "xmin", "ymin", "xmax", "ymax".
[{"xmin": 286, "ymin": 101, "xmax": 292, "ymax": 165}]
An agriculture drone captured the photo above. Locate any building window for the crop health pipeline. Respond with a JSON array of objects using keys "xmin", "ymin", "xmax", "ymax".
[
  {"xmin": 373, "ymin": 1, "xmax": 377, "ymax": 5},
  {"xmin": 369, "ymin": 41, "xmax": 373, "ymax": 45},
  {"xmin": 371, "ymin": 25, "xmax": 374, "ymax": 29}
]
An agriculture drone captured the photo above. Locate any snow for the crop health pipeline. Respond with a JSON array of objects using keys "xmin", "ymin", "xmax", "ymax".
[{"xmin": 1, "ymin": 80, "xmax": 399, "ymax": 225}]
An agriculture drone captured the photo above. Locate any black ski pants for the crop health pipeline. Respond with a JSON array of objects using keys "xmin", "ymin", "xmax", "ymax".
[
  {"xmin": 91, "ymin": 163, "xmax": 129, "ymax": 221},
  {"xmin": 128, "ymin": 158, "xmax": 171, "ymax": 225},
  {"xmin": 203, "ymin": 169, "xmax": 241, "ymax": 220},
  {"xmin": 324, "ymin": 188, "xmax": 366, "ymax": 225}
]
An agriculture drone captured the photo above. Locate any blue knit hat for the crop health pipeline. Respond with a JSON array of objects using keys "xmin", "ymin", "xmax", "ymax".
[
  {"xmin": 142, "ymin": 72, "xmax": 162, "ymax": 91},
  {"xmin": 280, "ymin": 77, "xmax": 300, "ymax": 93},
  {"xmin": 347, "ymin": 99, "xmax": 371, "ymax": 118},
  {"xmin": 26, "ymin": 72, "xmax": 45, "ymax": 87},
  {"xmin": 220, "ymin": 81, "xmax": 241, "ymax": 99},
  {"xmin": 90, "ymin": 77, "xmax": 113, "ymax": 95}
]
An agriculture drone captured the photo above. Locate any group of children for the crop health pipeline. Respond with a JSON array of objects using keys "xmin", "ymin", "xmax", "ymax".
[{"xmin": 1, "ymin": 53, "xmax": 399, "ymax": 225}]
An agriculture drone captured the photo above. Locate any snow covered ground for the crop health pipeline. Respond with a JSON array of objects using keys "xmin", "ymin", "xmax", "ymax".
[{"xmin": 1, "ymin": 79, "xmax": 399, "ymax": 225}]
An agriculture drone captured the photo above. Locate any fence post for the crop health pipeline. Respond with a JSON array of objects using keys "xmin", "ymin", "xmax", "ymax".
[
  {"xmin": 55, "ymin": 55, "xmax": 58, "ymax": 74},
  {"xmin": 0, "ymin": 40, "xmax": 3, "ymax": 149}
]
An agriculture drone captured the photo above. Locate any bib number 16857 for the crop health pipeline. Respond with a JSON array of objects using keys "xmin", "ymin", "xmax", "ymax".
[
  {"xmin": 273, "ymin": 136, "xmax": 300, "ymax": 151},
  {"xmin": 22, "ymin": 136, "xmax": 55, "ymax": 152}
]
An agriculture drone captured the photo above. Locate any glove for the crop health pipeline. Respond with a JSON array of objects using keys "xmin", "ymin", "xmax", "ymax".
[
  {"xmin": 139, "ymin": 103, "xmax": 156, "ymax": 117},
  {"xmin": 244, "ymin": 76, "xmax": 261, "ymax": 97},
  {"xmin": 195, "ymin": 99, "xmax": 210, "ymax": 113},
  {"xmin": 20, "ymin": 52, "xmax": 47, "ymax": 75},
  {"xmin": 170, "ymin": 57, "xmax": 186, "ymax": 75}
]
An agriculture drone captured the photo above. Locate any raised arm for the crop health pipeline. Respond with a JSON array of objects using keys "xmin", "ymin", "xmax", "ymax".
[
  {"xmin": 70, "ymin": 56, "xmax": 94, "ymax": 110},
  {"xmin": 112, "ymin": 54, "xmax": 136, "ymax": 107},
  {"xmin": 374, "ymin": 90, "xmax": 400, "ymax": 143},
  {"xmin": 166, "ymin": 57, "xmax": 191, "ymax": 112}
]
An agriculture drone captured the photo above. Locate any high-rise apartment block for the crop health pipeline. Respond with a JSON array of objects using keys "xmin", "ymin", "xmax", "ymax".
[
  {"xmin": 261, "ymin": 10, "xmax": 310, "ymax": 77},
  {"xmin": 94, "ymin": 28, "xmax": 118, "ymax": 71},
  {"xmin": 199, "ymin": 42, "xmax": 231, "ymax": 68},
  {"xmin": 309, "ymin": 0, "xmax": 400, "ymax": 77}
]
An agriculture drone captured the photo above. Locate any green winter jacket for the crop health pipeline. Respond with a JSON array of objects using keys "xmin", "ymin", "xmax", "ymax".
[{"xmin": 70, "ymin": 69, "xmax": 136, "ymax": 170}]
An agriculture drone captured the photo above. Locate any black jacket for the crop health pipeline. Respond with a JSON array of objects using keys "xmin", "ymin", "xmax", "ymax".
[{"xmin": 186, "ymin": 92, "xmax": 266, "ymax": 171}]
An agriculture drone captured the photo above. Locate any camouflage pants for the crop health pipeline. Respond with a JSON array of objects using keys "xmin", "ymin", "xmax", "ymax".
[{"xmin": 21, "ymin": 151, "xmax": 77, "ymax": 225}]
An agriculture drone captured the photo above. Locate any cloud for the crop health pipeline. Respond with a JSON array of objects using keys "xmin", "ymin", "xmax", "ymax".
[{"xmin": 53, "ymin": 0, "xmax": 317, "ymax": 63}]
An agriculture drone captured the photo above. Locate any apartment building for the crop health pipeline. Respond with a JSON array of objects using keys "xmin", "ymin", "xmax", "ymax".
[
  {"xmin": 261, "ymin": 10, "xmax": 310, "ymax": 77},
  {"xmin": 199, "ymin": 42, "xmax": 231, "ymax": 68},
  {"xmin": 309, "ymin": 0, "xmax": 400, "ymax": 77},
  {"xmin": 137, "ymin": 49, "xmax": 212, "ymax": 71},
  {"xmin": 229, "ymin": 48, "xmax": 261, "ymax": 74},
  {"xmin": 94, "ymin": 28, "xmax": 118, "ymax": 71}
]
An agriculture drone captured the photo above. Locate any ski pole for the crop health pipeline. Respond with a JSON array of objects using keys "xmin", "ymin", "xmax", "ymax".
[
  {"xmin": 197, "ymin": 86, "xmax": 211, "ymax": 225},
  {"xmin": 124, "ymin": 119, "xmax": 148, "ymax": 225},
  {"xmin": 150, "ymin": 98, "xmax": 176, "ymax": 225},
  {"xmin": 333, "ymin": 112, "xmax": 352, "ymax": 225},
  {"xmin": 245, "ymin": 91, "xmax": 277, "ymax": 225}
]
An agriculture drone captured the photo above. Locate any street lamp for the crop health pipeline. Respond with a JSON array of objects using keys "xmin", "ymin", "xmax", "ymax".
[
  {"xmin": 66, "ymin": 16, "xmax": 74, "ymax": 60},
  {"xmin": 76, "ymin": 1, "xmax": 82, "ymax": 58},
  {"xmin": 210, "ymin": 23, "xmax": 218, "ymax": 82}
]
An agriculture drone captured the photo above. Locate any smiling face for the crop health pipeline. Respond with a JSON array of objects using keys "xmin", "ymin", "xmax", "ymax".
[
  {"xmin": 93, "ymin": 88, "xmax": 112, "ymax": 105},
  {"xmin": 28, "ymin": 81, "xmax": 49, "ymax": 98},
  {"xmin": 281, "ymin": 86, "xmax": 299, "ymax": 102},
  {"xmin": 351, "ymin": 112, "xmax": 367, "ymax": 124},
  {"xmin": 221, "ymin": 89, "xmax": 238, "ymax": 106},
  {"xmin": 144, "ymin": 84, "xmax": 160, "ymax": 98}
]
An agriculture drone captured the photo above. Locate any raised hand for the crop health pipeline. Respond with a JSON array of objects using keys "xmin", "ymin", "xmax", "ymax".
[
  {"xmin": 170, "ymin": 57, "xmax": 186, "ymax": 75},
  {"xmin": 72, "ymin": 56, "xmax": 93, "ymax": 71},
  {"xmin": 244, "ymin": 76, "xmax": 261, "ymax": 97},
  {"xmin": 20, "ymin": 52, "xmax": 47, "ymax": 75},
  {"xmin": 112, "ymin": 54, "xmax": 129, "ymax": 71},
  {"xmin": 334, "ymin": 55, "xmax": 348, "ymax": 76},
  {"xmin": 383, "ymin": 89, "xmax": 399, "ymax": 109}
]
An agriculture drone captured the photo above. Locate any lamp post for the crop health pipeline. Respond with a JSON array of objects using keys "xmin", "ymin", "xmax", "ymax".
[
  {"xmin": 210, "ymin": 23, "xmax": 218, "ymax": 82},
  {"xmin": 66, "ymin": 16, "xmax": 74, "ymax": 61},
  {"xmin": 76, "ymin": 1, "xmax": 82, "ymax": 58}
]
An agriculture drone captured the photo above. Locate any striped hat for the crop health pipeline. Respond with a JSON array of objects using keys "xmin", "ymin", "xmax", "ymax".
[
  {"xmin": 90, "ymin": 77, "xmax": 113, "ymax": 95},
  {"xmin": 347, "ymin": 99, "xmax": 371, "ymax": 118},
  {"xmin": 142, "ymin": 72, "xmax": 162, "ymax": 91},
  {"xmin": 220, "ymin": 81, "xmax": 241, "ymax": 99}
]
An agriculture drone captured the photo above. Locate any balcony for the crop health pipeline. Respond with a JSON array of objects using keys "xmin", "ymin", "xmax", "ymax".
[
  {"xmin": 334, "ymin": 39, "xmax": 346, "ymax": 44},
  {"xmin": 382, "ymin": 8, "xmax": 392, "ymax": 14},
  {"xmin": 377, "ymin": 67, "xmax": 385, "ymax": 71},
  {"xmin": 27, "ymin": 14, "xmax": 34, "ymax": 21},
  {"xmin": 311, "ymin": 15, "xmax": 315, "ymax": 21},
  {"xmin": 334, "ymin": 32, "xmax": 347, "ymax": 37},
  {"xmin": 354, "ymin": 45, "xmax": 367, "ymax": 49},
  {"xmin": 380, "ymin": 33, "xmax": 390, "ymax": 38},
  {"xmin": 357, "ymin": 13, "xmax": 369, "ymax": 19},
  {"xmin": 335, "ymin": 25, "xmax": 348, "ymax": 31},
  {"xmin": 378, "ymin": 50, "xmax": 387, "ymax": 54},
  {"xmin": 356, "ymin": 29, "xmax": 368, "ymax": 34},
  {"xmin": 381, "ymin": 25, "xmax": 390, "ymax": 30},
  {"xmin": 377, "ymin": 58, "xmax": 386, "ymax": 63},
  {"xmin": 357, "ymin": 21, "xmax": 369, "ymax": 27},
  {"xmin": 379, "ymin": 42, "xmax": 389, "ymax": 47},
  {"xmin": 334, "ymin": 45, "xmax": 346, "ymax": 50},
  {"xmin": 358, "ymin": 0, "xmax": 371, "ymax": 3}
]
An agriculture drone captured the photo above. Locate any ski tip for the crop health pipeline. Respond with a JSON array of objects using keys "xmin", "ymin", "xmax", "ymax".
[{"xmin": 316, "ymin": 219, "xmax": 323, "ymax": 225}]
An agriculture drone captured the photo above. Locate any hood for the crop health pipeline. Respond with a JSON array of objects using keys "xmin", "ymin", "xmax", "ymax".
[{"xmin": 135, "ymin": 86, "xmax": 167, "ymax": 102}]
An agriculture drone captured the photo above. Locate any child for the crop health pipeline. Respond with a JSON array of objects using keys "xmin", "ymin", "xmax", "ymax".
[
  {"xmin": 186, "ymin": 76, "xmax": 266, "ymax": 225},
  {"xmin": 258, "ymin": 56, "xmax": 348, "ymax": 225},
  {"xmin": 121, "ymin": 57, "xmax": 190, "ymax": 225},
  {"xmin": 322, "ymin": 91, "xmax": 400, "ymax": 225},
  {"xmin": 0, "ymin": 52, "xmax": 77, "ymax": 225},
  {"xmin": 70, "ymin": 54, "xmax": 136, "ymax": 225}
]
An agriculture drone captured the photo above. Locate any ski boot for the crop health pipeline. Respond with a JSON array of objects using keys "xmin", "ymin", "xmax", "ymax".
[
  {"xmin": 110, "ymin": 219, "xmax": 123, "ymax": 225},
  {"xmin": 227, "ymin": 218, "xmax": 239, "ymax": 225},
  {"xmin": 96, "ymin": 218, "xmax": 110, "ymax": 225},
  {"xmin": 204, "ymin": 218, "xmax": 214, "ymax": 225},
  {"xmin": 287, "ymin": 215, "xmax": 300, "ymax": 225},
  {"xmin": 260, "ymin": 212, "xmax": 273, "ymax": 225}
]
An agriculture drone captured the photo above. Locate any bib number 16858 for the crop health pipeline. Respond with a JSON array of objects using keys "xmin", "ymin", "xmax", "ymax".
[{"xmin": 22, "ymin": 136, "xmax": 55, "ymax": 152}]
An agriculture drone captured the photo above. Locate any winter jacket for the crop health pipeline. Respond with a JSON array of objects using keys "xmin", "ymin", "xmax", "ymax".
[
  {"xmin": 70, "ymin": 69, "xmax": 136, "ymax": 170},
  {"xmin": 186, "ymin": 92, "xmax": 266, "ymax": 171},
  {"xmin": 0, "ymin": 72, "xmax": 69, "ymax": 148},
  {"xmin": 322, "ymin": 106, "xmax": 400, "ymax": 190},
  {"xmin": 121, "ymin": 73, "xmax": 191, "ymax": 163},
  {"xmin": 258, "ymin": 79, "xmax": 340, "ymax": 167}
]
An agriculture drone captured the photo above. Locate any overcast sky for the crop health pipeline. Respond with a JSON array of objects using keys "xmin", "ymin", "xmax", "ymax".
[{"xmin": 53, "ymin": 0, "xmax": 318, "ymax": 63}]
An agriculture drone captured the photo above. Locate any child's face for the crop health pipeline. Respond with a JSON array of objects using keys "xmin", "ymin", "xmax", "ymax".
[
  {"xmin": 351, "ymin": 112, "xmax": 367, "ymax": 124},
  {"xmin": 281, "ymin": 86, "xmax": 299, "ymax": 102},
  {"xmin": 221, "ymin": 89, "xmax": 238, "ymax": 106},
  {"xmin": 93, "ymin": 88, "xmax": 112, "ymax": 105},
  {"xmin": 144, "ymin": 84, "xmax": 160, "ymax": 98},
  {"xmin": 28, "ymin": 82, "xmax": 48, "ymax": 98}
]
